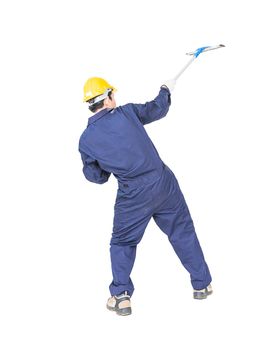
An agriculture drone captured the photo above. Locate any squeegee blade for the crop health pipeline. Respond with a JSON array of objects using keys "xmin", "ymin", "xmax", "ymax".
[{"xmin": 186, "ymin": 44, "xmax": 225, "ymax": 56}]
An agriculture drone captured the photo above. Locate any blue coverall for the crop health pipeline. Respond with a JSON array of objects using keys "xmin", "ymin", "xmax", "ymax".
[{"xmin": 79, "ymin": 87, "xmax": 212, "ymax": 296}]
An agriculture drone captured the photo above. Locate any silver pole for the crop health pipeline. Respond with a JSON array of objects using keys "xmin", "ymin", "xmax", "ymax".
[{"xmin": 173, "ymin": 56, "xmax": 196, "ymax": 82}]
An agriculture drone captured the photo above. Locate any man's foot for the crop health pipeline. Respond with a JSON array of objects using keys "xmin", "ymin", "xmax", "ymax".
[
  {"xmin": 106, "ymin": 291, "xmax": 132, "ymax": 316},
  {"xmin": 193, "ymin": 284, "xmax": 213, "ymax": 300}
]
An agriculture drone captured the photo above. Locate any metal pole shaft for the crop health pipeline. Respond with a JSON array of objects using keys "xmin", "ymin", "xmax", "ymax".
[{"xmin": 173, "ymin": 56, "xmax": 196, "ymax": 82}]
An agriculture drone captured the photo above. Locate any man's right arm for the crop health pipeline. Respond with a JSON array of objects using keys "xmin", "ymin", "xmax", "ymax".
[{"xmin": 131, "ymin": 87, "xmax": 171, "ymax": 125}]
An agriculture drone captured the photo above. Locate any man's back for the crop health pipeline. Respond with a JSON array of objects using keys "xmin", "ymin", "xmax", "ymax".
[{"xmin": 79, "ymin": 88, "xmax": 171, "ymax": 186}]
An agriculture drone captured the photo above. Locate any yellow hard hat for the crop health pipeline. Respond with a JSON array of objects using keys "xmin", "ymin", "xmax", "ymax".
[{"xmin": 83, "ymin": 77, "xmax": 116, "ymax": 103}]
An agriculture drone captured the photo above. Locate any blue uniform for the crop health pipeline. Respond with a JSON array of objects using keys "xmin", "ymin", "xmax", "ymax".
[{"xmin": 79, "ymin": 87, "xmax": 211, "ymax": 296}]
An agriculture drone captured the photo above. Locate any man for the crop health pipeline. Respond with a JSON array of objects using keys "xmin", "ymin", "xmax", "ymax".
[{"xmin": 79, "ymin": 77, "xmax": 212, "ymax": 316}]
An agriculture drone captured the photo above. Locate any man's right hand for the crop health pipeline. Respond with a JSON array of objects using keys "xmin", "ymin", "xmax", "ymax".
[{"xmin": 161, "ymin": 79, "xmax": 176, "ymax": 93}]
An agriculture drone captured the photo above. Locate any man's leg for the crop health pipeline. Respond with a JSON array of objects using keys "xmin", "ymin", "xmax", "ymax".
[
  {"xmin": 109, "ymin": 244, "xmax": 137, "ymax": 297},
  {"xmin": 110, "ymin": 197, "xmax": 152, "ymax": 297},
  {"xmin": 153, "ymin": 178, "xmax": 212, "ymax": 291}
]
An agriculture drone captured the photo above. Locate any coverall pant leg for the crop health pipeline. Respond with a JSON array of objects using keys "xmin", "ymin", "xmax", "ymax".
[
  {"xmin": 152, "ymin": 167, "xmax": 212, "ymax": 290},
  {"xmin": 110, "ymin": 186, "xmax": 153, "ymax": 297}
]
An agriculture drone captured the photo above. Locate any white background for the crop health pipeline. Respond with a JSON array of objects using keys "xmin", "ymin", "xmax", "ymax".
[{"xmin": 1, "ymin": 0, "xmax": 263, "ymax": 349}]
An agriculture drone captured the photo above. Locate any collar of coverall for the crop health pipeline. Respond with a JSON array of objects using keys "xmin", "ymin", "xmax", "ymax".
[{"xmin": 88, "ymin": 108, "xmax": 114, "ymax": 125}]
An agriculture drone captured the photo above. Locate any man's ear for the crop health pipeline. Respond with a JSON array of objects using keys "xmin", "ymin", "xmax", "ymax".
[{"xmin": 103, "ymin": 96, "xmax": 111, "ymax": 108}]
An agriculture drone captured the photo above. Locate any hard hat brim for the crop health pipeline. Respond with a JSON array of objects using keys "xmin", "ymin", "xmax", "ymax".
[{"xmin": 83, "ymin": 86, "xmax": 117, "ymax": 103}]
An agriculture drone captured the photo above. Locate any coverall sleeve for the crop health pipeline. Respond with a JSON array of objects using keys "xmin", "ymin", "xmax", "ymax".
[
  {"xmin": 81, "ymin": 153, "xmax": 111, "ymax": 184},
  {"xmin": 131, "ymin": 87, "xmax": 171, "ymax": 125}
]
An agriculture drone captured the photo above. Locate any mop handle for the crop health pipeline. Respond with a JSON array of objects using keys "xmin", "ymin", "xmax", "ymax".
[{"xmin": 173, "ymin": 56, "xmax": 196, "ymax": 82}]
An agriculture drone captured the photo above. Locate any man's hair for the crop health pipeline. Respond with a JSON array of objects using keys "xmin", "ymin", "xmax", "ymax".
[{"xmin": 88, "ymin": 90, "xmax": 113, "ymax": 113}]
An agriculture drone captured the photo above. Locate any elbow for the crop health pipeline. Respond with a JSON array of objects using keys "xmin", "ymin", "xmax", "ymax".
[
  {"xmin": 160, "ymin": 105, "xmax": 170, "ymax": 119},
  {"xmin": 83, "ymin": 169, "xmax": 110, "ymax": 184},
  {"xmin": 83, "ymin": 173, "xmax": 108, "ymax": 184},
  {"xmin": 95, "ymin": 176, "xmax": 109, "ymax": 184},
  {"xmin": 158, "ymin": 99, "xmax": 171, "ymax": 120},
  {"xmin": 151, "ymin": 94, "xmax": 171, "ymax": 120},
  {"xmin": 150, "ymin": 105, "xmax": 170, "ymax": 123}
]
